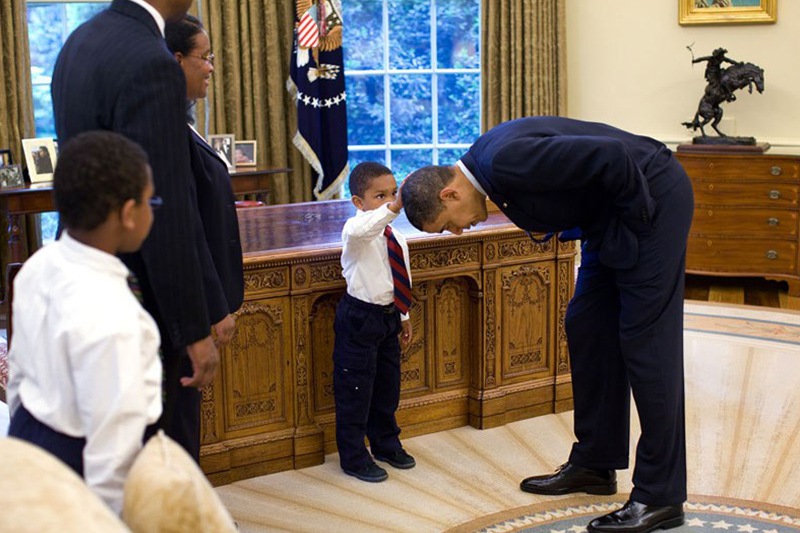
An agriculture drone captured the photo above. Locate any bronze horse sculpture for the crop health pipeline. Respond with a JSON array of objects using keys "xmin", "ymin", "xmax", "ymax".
[{"xmin": 683, "ymin": 61, "xmax": 765, "ymax": 138}]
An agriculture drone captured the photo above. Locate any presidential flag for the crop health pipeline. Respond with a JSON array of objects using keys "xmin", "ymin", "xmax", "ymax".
[{"xmin": 287, "ymin": 0, "xmax": 348, "ymax": 200}]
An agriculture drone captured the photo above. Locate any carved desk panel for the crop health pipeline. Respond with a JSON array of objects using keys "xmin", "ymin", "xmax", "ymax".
[{"xmin": 201, "ymin": 200, "xmax": 576, "ymax": 485}]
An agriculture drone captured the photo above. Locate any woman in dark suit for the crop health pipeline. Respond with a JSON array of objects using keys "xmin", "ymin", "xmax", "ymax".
[{"xmin": 166, "ymin": 18, "xmax": 243, "ymax": 457}]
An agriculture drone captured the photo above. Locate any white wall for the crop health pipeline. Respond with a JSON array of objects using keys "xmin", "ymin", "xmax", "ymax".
[{"xmin": 566, "ymin": 0, "xmax": 800, "ymax": 146}]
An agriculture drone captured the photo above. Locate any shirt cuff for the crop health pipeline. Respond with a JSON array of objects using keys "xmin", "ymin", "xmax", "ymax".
[{"xmin": 400, "ymin": 312, "xmax": 410, "ymax": 321}]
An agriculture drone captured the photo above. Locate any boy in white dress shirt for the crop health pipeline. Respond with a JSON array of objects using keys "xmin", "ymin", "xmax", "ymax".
[
  {"xmin": 7, "ymin": 131, "xmax": 162, "ymax": 514},
  {"xmin": 334, "ymin": 162, "xmax": 416, "ymax": 482}
]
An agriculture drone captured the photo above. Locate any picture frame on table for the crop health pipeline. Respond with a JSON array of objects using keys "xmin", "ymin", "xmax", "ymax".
[
  {"xmin": 208, "ymin": 134, "xmax": 236, "ymax": 171},
  {"xmin": 233, "ymin": 141, "xmax": 257, "ymax": 167},
  {"xmin": 0, "ymin": 164, "xmax": 24, "ymax": 189},
  {"xmin": 679, "ymin": 0, "xmax": 776, "ymax": 25},
  {"xmin": 21, "ymin": 137, "xmax": 58, "ymax": 183},
  {"xmin": 0, "ymin": 148, "xmax": 12, "ymax": 166}
]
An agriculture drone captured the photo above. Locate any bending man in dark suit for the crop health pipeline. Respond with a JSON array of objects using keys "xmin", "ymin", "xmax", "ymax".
[
  {"xmin": 51, "ymin": 0, "xmax": 229, "ymax": 457},
  {"xmin": 402, "ymin": 117, "xmax": 693, "ymax": 533}
]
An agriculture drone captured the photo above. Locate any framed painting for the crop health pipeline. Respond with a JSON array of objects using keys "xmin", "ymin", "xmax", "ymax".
[{"xmin": 679, "ymin": 0, "xmax": 776, "ymax": 25}]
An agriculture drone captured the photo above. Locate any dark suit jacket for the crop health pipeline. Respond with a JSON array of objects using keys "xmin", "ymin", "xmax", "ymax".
[
  {"xmin": 189, "ymin": 128, "xmax": 244, "ymax": 316},
  {"xmin": 51, "ymin": 0, "xmax": 214, "ymax": 348},
  {"xmin": 461, "ymin": 117, "xmax": 682, "ymax": 269}
]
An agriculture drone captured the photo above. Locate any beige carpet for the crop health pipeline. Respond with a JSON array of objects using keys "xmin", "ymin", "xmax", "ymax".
[{"xmin": 216, "ymin": 301, "xmax": 800, "ymax": 532}]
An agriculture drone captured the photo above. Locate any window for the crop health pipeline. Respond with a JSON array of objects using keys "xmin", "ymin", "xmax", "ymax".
[
  {"xmin": 342, "ymin": 0, "xmax": 481, "ymax": 195},
  {"xmin": 27, "ymin": 1, "xmax": 110, "ymax": 243}
]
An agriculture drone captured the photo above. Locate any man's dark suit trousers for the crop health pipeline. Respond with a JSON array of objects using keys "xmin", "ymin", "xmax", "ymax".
[
  {"xmin": 333, "ymin": 293, "xmax": 404, "ymax": 470},
  {"xmin": 565, "ymin": 163, "xmax": 694, "ymax": 506}
]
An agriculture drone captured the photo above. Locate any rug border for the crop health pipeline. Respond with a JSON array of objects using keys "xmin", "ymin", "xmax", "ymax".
[{"xmin": 444, "ymin": 493, "xmax": 800, "ymax": 533}]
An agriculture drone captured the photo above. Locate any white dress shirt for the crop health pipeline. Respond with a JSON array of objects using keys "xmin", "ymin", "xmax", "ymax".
[
  {"xmin": 341, "ymin": 203, "xmax": 412, "ymax": 321},
  {"xmin": 126, "ymin": 0, "xmax": 166, "ymax": 36},
  {"xmin": 457, "ymin": 159, "xmax": 487, "ymax": 197},
  {"xmin": 6, "ymin": 232, "xmax": 162, "ymax": 514}
]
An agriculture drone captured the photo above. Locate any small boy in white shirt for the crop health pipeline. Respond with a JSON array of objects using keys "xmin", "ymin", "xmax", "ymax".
[
  {"xmin": 7, "ymin": 130, "xmax": 162, "ymax": 514},
  {"xmin": 334, "ymin": 162, "xmax": 415, "ymax": 482}
]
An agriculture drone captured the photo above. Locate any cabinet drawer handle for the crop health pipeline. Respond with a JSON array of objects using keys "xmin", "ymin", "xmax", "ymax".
[
  {"xmin": 768, "ymin": 217, "xmax": 779, "ymax": 226},
  {"xmin": 769, "ymin": 190, "xmax": 781, "ymax": 199},
  {"xmin": 766, "ymin": 250, "xmax": 779, "ymax": 260},
  {"xmin": 771, "ymin": 166, "xmax": 783, "ymax": 176}
]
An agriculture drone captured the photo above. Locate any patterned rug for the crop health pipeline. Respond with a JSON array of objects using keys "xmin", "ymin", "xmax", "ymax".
[{"xmin": 446, "ymin": 495, "xmax": 800, "ymax": 533}]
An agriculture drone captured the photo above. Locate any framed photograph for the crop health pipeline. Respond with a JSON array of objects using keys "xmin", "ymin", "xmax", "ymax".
[
  {"xmin": 679, "ymin": 0, "xmax": 776, "ymax": 25},
  {"xmin": 21, "ymin": 137, "xmax": 58, "ymax": 183},
  {"xmin": 0, "ymin": 164, "xmax": 24, "ymax": 189},
  {"xmin": 0, "ymin": 148, "xmax": 12, "ymax": 166},
  {"xmin": 208, "ymin": 134, "xmax": 236, "ymax": 171},
  {"xmin": 233, "ymin": 140, "xmax": 257, "ymax": 167}
]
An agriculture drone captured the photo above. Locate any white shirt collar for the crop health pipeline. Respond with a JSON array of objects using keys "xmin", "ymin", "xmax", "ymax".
[
  {"xmin": 456, "ymin": 159, "xmax": 487, "ymax": 197},
  {"xmin": 126, "ymin": 0, "xmax": 166, "ymax": 37}
]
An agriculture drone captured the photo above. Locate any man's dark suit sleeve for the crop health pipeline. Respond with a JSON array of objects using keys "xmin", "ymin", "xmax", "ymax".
[
  {"xmin": 491, "ymin": 136, "xmax": 656, "ymax": 234},
  {"xmin": 114, "ymin": 55, "xmax": 210, "ymax": 347}
]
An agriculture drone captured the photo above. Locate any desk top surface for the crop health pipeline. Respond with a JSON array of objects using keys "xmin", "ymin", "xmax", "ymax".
[{"xmin": 238, "ymin": 199, "xmax": 524, "ymax": 259}]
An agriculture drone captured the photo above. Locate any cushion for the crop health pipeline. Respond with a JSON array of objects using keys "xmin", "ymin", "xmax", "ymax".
[
  {"xmin": 0, "ymin": 437, "xmax": 130, "ymax": 532},
  {"xmin": 122, "ymin": 430, "xmax": 237, "ymax": 533}
]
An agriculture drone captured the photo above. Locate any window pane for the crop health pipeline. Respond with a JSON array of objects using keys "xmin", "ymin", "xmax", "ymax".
[
  {"xmin": 390, "ymin": 74, "xmax": 431, "ymax": 144},
  {"xmin": 344, "ymin": 149, "xmax": 386, "ymax": 197},
  {"xmin": 65, "ymin": 3, "xmax": 108, "ymax": 34},
  {"xmin": 27, "ymin": 4, "xmax": 65, "ymax": 82},
  {"xmin": 343, "ymin": 0, "xmax": 384, "ymax": 70},
  {"xmin": 390, "ymin": 149, "xmax": 432, "ymax": 183},
  {"xmin": 437, "ymin": 148, "xmax": 467, "ymax": 166},
  {"xmin": 436, "ymin": 0, "xmax": 480, "ymax": 69},
  {"xmin": 388, "ymin": 0, "xmax": 430, "ymax": 69},
  {"xmin": 438, "ymin": 73, "xmax": 480, "ymax": 144},
  {"xmin": 346, "ymin": 75, "xmax": 385, "ymax": 145},
  {"xmin": 32, "ymin": 84, "xmax": 57, "ymax": 138},
  {"xmin": 40, "ymin": 212, "xmax": 59, "ymax": 245}
]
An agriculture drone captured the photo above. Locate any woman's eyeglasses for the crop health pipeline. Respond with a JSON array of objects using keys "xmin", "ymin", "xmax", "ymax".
[{"xmin": 186, "ymin": 53, "xmax": 215, "ymax": 66}]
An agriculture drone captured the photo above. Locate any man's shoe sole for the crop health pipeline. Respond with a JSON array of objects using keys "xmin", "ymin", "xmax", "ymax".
[
  {"xmin": 374, "ymin": 454, "xmax": 416, "ymax": 469},
  {"xmin": 342, "ymin": 469, "xmax": 388, "ymax": 482},
  {"xmin": 586, "ymin": 515, "xmax": 684, "ymax": 533},
  {"xmin": 520, "ymin": 482, "xmax": 617, "ymax": 496}
]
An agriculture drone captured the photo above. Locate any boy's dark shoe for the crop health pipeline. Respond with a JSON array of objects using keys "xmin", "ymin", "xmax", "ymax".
[
  {"xmin": 343, "ymin": 462, "xmax": 389, "ymax": 483},
  {"xmin": 374, "ymin": 449, "xmax": 416, "ymax": 469},
  {"xmin": 520, "ymin": 462, "xmax": 616, "ymax": 495},
  {"xmin": 587, "ymin": 500, "xmax": 684, "ymax": 533}
]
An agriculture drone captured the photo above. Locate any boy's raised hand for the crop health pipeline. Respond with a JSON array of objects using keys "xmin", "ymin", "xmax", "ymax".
[{"xmin": 388, "ymin": 177, "xmax": 405, "ymax": 214}]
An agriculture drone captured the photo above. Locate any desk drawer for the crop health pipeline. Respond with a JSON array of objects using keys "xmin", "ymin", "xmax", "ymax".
[
  {"xmin": 678, "ymin": 155, "xmax": 800, "ymax": 181},
  {"xmin": 687, "ymin": 237, "xmax": 797, "ymax": 274},
  {"xmin": 690, "ymin": 208, "xmax": 798, "ymax": 239},
  {"xmin": 691, "ymin": 180, "xmax": 798, "ymax": 208}
]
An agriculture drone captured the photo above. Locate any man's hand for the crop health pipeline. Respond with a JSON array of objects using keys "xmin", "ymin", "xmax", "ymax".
[
  {"xmin": 213, "ymin": 314, "xmax": 236, "ymax": 347},
  {"xmin": 181, "ymin": 335, "xmax": 220, "ymax": 389},
  {"xmin": 400, "ymin": 319, "xmax": 413, "ymax": 348}
]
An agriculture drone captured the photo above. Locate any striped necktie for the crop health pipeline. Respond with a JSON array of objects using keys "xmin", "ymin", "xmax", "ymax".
[{"xmin": 384, "ymin": 225, "xmax": 411, "ymax": 314}]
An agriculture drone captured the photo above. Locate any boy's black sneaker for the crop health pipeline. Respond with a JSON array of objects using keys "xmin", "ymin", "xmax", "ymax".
[
  {"xmin": 342, "ymin": 462, "xmax": 388, "ymax": 483},
  {"xmin": 374, "ymin": 449, "xmax": 416, "ymax": 469}
]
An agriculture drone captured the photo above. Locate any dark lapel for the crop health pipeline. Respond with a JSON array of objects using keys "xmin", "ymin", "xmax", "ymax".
[{"xmin": 110, "ymin": 0, "xmax": 162, "ymax": 39}]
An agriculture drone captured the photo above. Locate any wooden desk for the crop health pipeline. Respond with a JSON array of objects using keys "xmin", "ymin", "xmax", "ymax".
[
  {"xmin": 201, "ymin": 200, "xmax": 577, "ymax": 485},
  {"xmin": 0, "ymin": 165, "xmax": 290, "ymax": 264}
]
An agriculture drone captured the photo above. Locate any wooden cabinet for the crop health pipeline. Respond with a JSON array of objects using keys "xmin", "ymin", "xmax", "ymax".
[
  {"xmin": 200, "ymin": 200, "xmax": 576, "ymax": 485},
  {"xmin": 675, "ymin": 151, "xmax": 800, "ymax": 294}
]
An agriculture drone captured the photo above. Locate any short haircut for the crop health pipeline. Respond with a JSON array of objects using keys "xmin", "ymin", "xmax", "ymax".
[
  {"xmin": 165, "ymin": 14, "xmax": 204, "ymax": 55},
  {"xmin": 54, "ymin": 131, "xmax": 150, "ymax": 231},
  {"xmin": 401, "ymin": 165, "xmax": 456, "ymax": 230},
  {"xmin": 348, "ymin": 161, "xmax": 393, "ymax": 198}
]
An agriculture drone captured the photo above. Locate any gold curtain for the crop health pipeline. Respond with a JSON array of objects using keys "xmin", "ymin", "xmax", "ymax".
[
  {"xmin": 481, "ymin": 0, "xmax": 568, "ymax": 132},
  {"xmin": 200, "ymin": 0, "xmax": 312, "ymax": 204},
  {"xmin": 0, "ymin": 0, "xmax": 37, "ymax": 299}
]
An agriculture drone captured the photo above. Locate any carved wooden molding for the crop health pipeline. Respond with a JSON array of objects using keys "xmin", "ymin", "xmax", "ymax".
[
  {"xmin": 200, "ymin": 385, "xmax": 217, "ymax": 443},
  {"xmin": 470, "ymin": 375, "xmax": 555, "ymax": 401},
  {"xmin": 244, "ymin": 269, "xmax": 287, "ymax": 292},
  {"xmin": 294, "ymin": 266, "xmax": 308, "ymax": 287},
  {"xmin": 294, "ymin": 297, "xmax": 311, "ymax": 424},
  {"xmin": 557, "ymin": 261, "xmax": 571, "ymax": 373},
  {"xmin": 310, "ymin": 262, "xmax": 343, "ymax": 284},
  {"xmin": 558, "ymin": 240, "xmax": 575, "ymax": 254},
  {"xmin": 485, "ymin": 243, "xmax": 496, "ymax": 261},
  {"xmin": 236, "ymin": 301, "xmax": 284, "ymax": 325},
  {"xmin": 200, "ymin": 428, "xmax": 295, "ymax": 455},
  {"xmin": 501, "ymin": 265, "xmax": 551, "ymax": 290},
  {"xmin": 410, "ymin": 245, "xmax": 479, "ymax": 270},
  {"xmin": 484, "ymin": 270, "xmax": 497, "ymax": 387},
  {"xmin": 498, "ymin": 238, "xmax": 553, "ymax": 260},
  {"xmin": 234, "ymin": 399, "xmax": 276, "ymax": 417},
  {"xmin": 397, "ymin": 389, "xmax": 469, "ymax": 410}
]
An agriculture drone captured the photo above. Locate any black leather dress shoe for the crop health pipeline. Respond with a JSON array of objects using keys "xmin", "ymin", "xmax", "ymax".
[
  {"xmin": 519, "ymin": 462, "xmax": 617, "ymax": 495},
  {"xmin": 374, "ymin": 449, "xmax": 416, "ymax": 469},
  {"xmin": 587, "ymin": 500, "xmax": 684, "ymax": 533},
  {"xmin": 342, "ymin": 462, "xmax": 389, "ymax": 483}
]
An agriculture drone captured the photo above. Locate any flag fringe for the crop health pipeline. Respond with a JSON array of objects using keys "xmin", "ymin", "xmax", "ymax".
[{"xmin": 315, "ymin": 162, "xmax": 349, "ymax": 200}]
